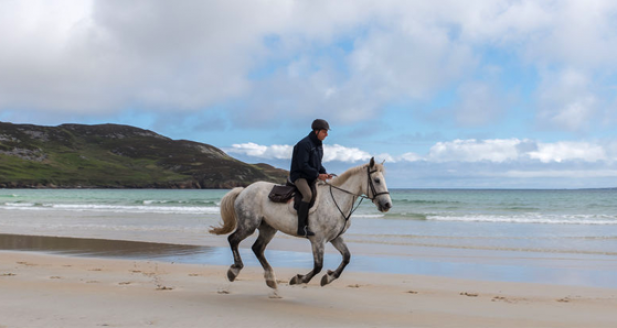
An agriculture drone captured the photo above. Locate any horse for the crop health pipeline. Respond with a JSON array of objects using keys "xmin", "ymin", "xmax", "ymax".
[{"xmin": 209, "ymin": 157, "xmax": 392, "ymax": 289}]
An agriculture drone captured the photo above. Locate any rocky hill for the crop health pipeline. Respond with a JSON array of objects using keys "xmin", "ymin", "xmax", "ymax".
[{"xmin": 0, "ymin": 122, "xmax": 288, "ymax": 188}]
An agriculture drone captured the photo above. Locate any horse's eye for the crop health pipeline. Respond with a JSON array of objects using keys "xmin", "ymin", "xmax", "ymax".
[{"xmin": 374, "ymin": 178, "xmax": 380, "ymax": 184}]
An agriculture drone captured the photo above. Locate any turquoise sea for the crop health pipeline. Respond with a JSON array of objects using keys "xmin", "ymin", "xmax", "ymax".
[{"xmin": 1, "ymin": 188, "xmax": 616, "ymax": 287}]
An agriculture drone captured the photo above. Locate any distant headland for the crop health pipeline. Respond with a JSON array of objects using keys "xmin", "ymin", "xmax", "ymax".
[{"xmin": 0, "ymin": 122, "xmax": 287, "ymax": 189}]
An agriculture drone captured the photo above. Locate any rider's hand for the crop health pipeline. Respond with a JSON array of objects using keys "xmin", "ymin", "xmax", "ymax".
[{"xmin": 318, "ymin": 174, "xmax": 330, "ymax": 181}]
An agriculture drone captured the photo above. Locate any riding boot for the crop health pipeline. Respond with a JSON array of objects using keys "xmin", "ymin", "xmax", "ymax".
[{"xmin": 297, "ymin": 201, "xmax": 315, "ymax": 237}]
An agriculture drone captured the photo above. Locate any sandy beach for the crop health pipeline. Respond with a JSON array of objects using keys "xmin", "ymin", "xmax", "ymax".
[
  {"xmin": 1, "ymin": 250, "xmax": 616, "ymax": 328},
  {"xmin": 1, "ymin": 189, "xmax": 617, "ymax": 327}
]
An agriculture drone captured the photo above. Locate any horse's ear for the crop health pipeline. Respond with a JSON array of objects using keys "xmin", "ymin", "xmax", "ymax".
[{"xmin": 369, "ymin": 157, "xmax": 375, "ymax": 168}]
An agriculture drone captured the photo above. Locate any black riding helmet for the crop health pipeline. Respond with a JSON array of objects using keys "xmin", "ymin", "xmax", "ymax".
[{"xmin": 311, "ymin": 119, "xmax": 330, "ymax": 131}]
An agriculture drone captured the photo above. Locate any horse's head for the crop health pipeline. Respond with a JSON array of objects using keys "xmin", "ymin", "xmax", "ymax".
[{"xmin": 364, "ymin": 157, "xmax": 393, "ymax": 213}]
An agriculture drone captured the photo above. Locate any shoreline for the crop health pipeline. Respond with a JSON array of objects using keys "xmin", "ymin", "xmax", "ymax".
[
  {"xmin": 1, "ymin": 251, "xmax": 616, "ymax": 328},
  {"xmin": 2, "ymin": 233, "xmax": 617, "ymax": 289}
]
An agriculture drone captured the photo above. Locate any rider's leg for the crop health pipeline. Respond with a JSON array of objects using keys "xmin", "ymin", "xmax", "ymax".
[{"xmin": 294, "ymin": 178, "xmax": 314, "ymax": 237}]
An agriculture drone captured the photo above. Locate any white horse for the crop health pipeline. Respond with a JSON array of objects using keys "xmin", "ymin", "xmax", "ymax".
[{"xmin": 209, "ymin": 157, "xmax": 392, "ymax": 289}]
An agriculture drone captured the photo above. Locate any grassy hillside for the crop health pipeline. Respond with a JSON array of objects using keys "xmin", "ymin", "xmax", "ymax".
[{"xmin": 0, "ymin": 122, "xmax": 288, "ymax": 188}]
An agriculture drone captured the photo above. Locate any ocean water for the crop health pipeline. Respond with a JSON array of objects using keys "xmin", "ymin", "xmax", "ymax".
[
  {"xmin": 1, "ymin": 188, "xmax": 616, "ymax": 256},
  {"xmin": 354, "ymin": 188, "xmax": 617, "ymax": 256},
  {"xmin": 1, "ymin": 188, "xmax": 617, "ymax": 287}
]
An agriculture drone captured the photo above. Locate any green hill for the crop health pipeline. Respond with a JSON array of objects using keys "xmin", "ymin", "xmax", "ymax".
[{"xmin": 0, "ymin": 122, "xmax": 288, "ymax": 188}]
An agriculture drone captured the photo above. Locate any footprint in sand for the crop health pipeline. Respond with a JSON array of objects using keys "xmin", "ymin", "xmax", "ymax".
[
  {"xmin": 460, "ymin": 292, "xmax": 479, "ymax": 297},
  {"xmin": 50, "ymin": 276, "xmax": 62, "ymax": 280},
  {"xmin": 406, "ymin": 290, "xmax": 419, "ymax": 294},
  {"xmin": 1, "ymin": 273, "xmax": 16, "ymax": 277},
  {"xmin": 156, "ymin": 285, "xmax": 173, "ymax": 291},
  {"xmin": 493, "ymin": 295, "xmax": 528, "ymax": 304},
  {"xmin": 269, "ymin": 291, "xmax": 282, "ymax": 299},
  {"xmin": 347, "ymin": 284, "xmax": 362, "ymax": 288}
]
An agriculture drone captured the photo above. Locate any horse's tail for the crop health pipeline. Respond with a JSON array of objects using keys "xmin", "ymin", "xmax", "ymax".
[{"xmin": 209, "ymin": 187, "xmax": 244, "ymax": 235}]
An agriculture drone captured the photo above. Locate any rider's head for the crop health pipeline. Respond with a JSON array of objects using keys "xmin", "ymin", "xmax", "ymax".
[{"xmin": 312, "ymin": 119, "xmax": 330, "ymax": 141}]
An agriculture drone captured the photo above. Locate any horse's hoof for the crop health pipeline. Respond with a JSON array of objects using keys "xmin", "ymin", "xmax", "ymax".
[
  {"xmin": 227, "ymin": 264, "xmax": 243, "ymax": 282},
  {"xmin": 289, "ymin": 274, "xmax": 301, "ymax": 285},
  {"xmin": 227, "ymin": 267, "xmax": 240, "ymax": 282},
  {"xmin": 266, "ymin": 279, "xmax": 278, "ymax": 290},
  {"xmin": 320, "ymin": 274, "xmax": 334, "ymax": 286}
]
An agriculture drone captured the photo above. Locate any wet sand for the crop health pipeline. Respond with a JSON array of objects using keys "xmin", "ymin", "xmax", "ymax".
[
  {"xmin": 2, "ymin": 233, "xmax": 617, "ymax": 289},
  {"xmin": 1, "ymin": 250, "xmax": 617, "ymax": 328},
  {"xmin": 0, "ymin": 233, "xmax": 216, "ymax": 259}
]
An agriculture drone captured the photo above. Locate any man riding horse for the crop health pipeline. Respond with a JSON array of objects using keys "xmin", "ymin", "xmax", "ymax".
[
  {"xmin": 210, "ymin": 155, "xmax": 392, "ymax": 289},
  {"xmin": 289, "ymin": 119, "xmax": 334, "ymax": 237}
]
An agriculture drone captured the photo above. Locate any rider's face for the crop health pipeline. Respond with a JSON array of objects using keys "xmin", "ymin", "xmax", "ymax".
[{"xmin": 316, "ymin": 129, "xmax": 328, "ymax": 141}]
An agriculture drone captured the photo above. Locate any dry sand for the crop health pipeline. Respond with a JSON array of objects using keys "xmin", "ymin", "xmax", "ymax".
[{"xmin": 1, "ymin": 251, "xmax": 616, "ymax": 328}]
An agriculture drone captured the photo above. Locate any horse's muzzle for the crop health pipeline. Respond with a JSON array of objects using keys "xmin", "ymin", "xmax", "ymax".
[{"xmin": 378, "ymin": 200, "xmax": 392, "ymax": 213}]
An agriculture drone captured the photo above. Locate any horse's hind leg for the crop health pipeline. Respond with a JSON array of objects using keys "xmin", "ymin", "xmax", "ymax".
[
  {"xmin": 321, "ymin": 236, "xmax": 350, "ymax": 286},
  {"xmin": 226, "ymin": 218, "xmax": 258, "ymax": 282},
  {"xmin": 251, "ymin": 222, "xmax": 278, "ymax": 289},
  {"xmin": 289, "ymin": 240, "xmax": 324, "ymax": 285}
]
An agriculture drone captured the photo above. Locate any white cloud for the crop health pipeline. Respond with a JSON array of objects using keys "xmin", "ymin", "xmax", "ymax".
[
  {"xmin": 425, "ymin": 139, "xmax": 611, "ymax": 164},
  {"xmin": 398, "ymin": 153, "xmax": 422, "ymax": 162},
  {"xmin": 0, "ymin": 0, "xmax": 282, "ymax": 113},
  {"xmin": 456, "ymin": 0, "xmax": 617, "ymax": 69},
  {"xmin": 0, "ymin": 1, "xmax": 495, "ymax": 122},
  {"xmin": 453, "ymin": 81, "xmax": 505, "ymax": 126},
  {"xmin": 226, "ymin": 143, "xmax": 371, "ymax": 163},
  {"xmin": 551, "ymin": 96, "xmax": 596, "ymax": 130},
  {"xmin": 526, "ymin": 1, "xmax": 617, "ymax": 69},
  {"xmin": 227, "ymin": 139, "xmax": 616, "ymax": 165},
  {"xmin": 537, "ymin": 68, "xmax": 597, "ymax": 132},
  {"xmin": 323, "ymin": 144, "xmax": 372, "ymax": 163},
  {"xmin": 3, "ymin": 0, "xmax": 617, "ymax": 136},
  {"xmin": 502, "ymin": 170, "xmax": 617, "ymax": 178},
  {"xmin": 528, "ymin": 142, "xmax": 607, "ymax": 163},
  {"xmin": 347, "ymin": 20, "xmax": 475, "ymax": 101},
  {"xmin": 227, "ymin": 143, "xmax": 292, "ymax": 160},
  {"xmin": 427, "ymin": 139, "xmax": 525, "ymax": 163}
]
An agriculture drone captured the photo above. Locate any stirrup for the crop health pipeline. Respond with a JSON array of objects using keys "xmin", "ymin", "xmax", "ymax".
[{"xmin": 298, "ymin": 226, "xmax": 315, "ymax": 238}]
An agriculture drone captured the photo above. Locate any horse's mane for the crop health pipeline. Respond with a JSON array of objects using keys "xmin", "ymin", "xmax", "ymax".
[{"xmin": 330, "ymin": 163, "xmax": 385, "ymax": 187}]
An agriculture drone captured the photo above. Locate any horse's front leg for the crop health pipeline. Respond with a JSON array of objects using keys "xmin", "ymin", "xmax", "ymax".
[
  {"xmin": 289, "ymin": 239, "xmax": 324, "ymax": 285},
  {"xmin": 320, "ymin": 236, "xmax": 350, "ymax": 286}
]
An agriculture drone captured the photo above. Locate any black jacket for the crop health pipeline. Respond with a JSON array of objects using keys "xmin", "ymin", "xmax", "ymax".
[{"xmin": 289, "ymin": 132, "xmax": 327, "ymax": 183}]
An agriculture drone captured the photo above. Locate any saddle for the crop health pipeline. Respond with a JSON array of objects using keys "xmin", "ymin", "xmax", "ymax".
[{"xmin": 268, "ymin": 179, "xmax": 317, "ymax": 210}]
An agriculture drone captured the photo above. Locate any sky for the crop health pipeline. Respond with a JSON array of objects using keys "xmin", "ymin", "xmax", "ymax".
[{"xmin": 2, "ymin": 0, "xmax": 617, "ymax": 188}]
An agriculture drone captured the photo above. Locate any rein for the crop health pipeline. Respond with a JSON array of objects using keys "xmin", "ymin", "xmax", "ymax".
[
  {"xmin": 326, "ymin": 166, "xmax": 390, "ymax": 223},
  {"xmin": 328, "ymin": 184, "xmax": 367, "ymax": 222}
]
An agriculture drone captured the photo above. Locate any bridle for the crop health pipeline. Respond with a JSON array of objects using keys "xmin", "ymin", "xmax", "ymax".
[
  {"xmin": 366, "ymin": 166, "xmax": 391, "ymax": 200},
  {"xmin": 327, "ymin": 166, "xmax": 390, "ymax": 222}
]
